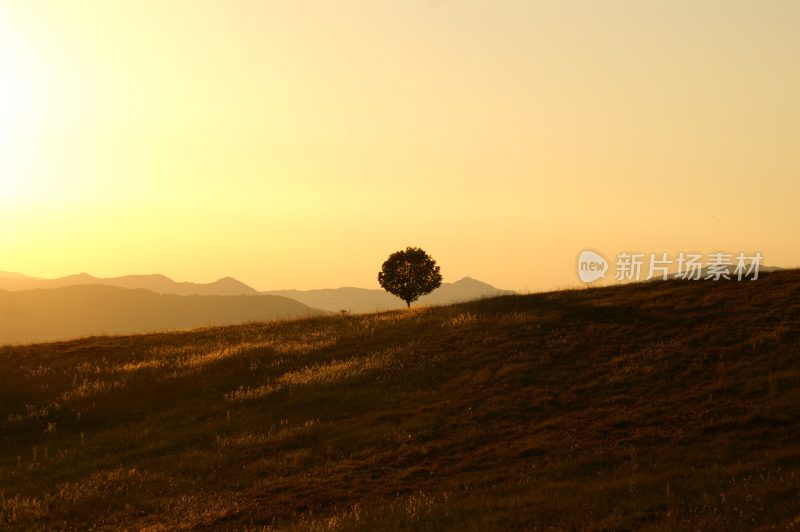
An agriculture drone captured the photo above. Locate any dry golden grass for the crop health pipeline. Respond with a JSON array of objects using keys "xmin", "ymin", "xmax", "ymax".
[{"xmin": 1, "ymin": 270, "xmax": 800, "ymax": 529}]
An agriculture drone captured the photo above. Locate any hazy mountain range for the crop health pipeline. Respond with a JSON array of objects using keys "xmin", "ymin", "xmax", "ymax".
[
  {"xmin": 0, "ymin": 271, "xmax": 516, "ymax": 344},
  {"xmin": 0, "ymin": 285, "xmax": 318, "ymax": 345},
  {"xmin": 0, "ymin": 271, "xmax": 516, "ymax": 312},
  {"xmin": 0, "ymin": 271, "xmax": 258, "ymax": 296}
]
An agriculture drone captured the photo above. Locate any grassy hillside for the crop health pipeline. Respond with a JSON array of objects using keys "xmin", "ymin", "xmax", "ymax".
[{"xmin": 1, "ymin": 271, "xmax": 799, "ymax": 529}]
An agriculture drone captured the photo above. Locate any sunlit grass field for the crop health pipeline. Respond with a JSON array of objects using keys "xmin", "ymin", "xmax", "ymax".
[{"xmin": 2, "ymin": 271, "xmax": 800, "ymax": 529}]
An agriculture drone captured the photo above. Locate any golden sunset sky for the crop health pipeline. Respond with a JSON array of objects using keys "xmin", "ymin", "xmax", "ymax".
[{"xmin": 1, "ymin": 1, "xmax": 798, "ymax": 292}]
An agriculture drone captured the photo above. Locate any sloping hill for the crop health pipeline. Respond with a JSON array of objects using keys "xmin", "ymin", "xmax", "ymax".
[
  {"xmin": 265, "ymin": 277, "xmax": 516, "ymax": 313},
  {"xmin": 1, "ymin": 271, "xmax": 799, "ymax": 529},
  {"xmin": 0, "ymin": 285, "xmax": 318, "ymax": 345}
]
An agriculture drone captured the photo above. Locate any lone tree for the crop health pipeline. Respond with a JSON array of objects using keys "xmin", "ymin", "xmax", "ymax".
[{"xmin": 378, "ymin": 246, "xmax": 443, "ymax": 308}]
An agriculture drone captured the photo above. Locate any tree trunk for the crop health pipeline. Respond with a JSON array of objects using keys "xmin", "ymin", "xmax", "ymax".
[{"xmin": 406, "ymin": 301, "xmax": 410, "ymax": 308}]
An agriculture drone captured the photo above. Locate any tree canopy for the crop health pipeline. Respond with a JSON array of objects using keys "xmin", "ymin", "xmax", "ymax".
[{"xmin": 378, "ymin": 247, "xmax": 443, "ymax": 308}]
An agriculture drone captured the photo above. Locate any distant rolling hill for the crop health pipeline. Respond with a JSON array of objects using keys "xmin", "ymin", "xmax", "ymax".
[
  {"xmin": 264, "ymin": 276, "xmax": 517, "ymax": 313},
  {"xmin": 0, "ymin": 285, "xmax": 318, "ymax": 345},
  {"xmin": 0, "ymin": 272, "xmax": 259, "ymax": 296}
]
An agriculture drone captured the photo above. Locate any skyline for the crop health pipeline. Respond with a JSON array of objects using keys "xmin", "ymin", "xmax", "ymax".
[
  {"xmin": 2, "ymin": 0, "xmax": 799, "ymax": 292},
  {"xmin": 0, "ymin": 251, "xmax": 782, "ymax": 294}
]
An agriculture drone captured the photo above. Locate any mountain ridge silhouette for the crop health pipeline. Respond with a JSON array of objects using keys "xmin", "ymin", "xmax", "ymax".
[
  {"xmin": 0, "ymin": 272, "xmax": 259, "ymax": 296},
  {"xmin": 0, "ymin": 271, "xmax": 516, "ymax": 312}
]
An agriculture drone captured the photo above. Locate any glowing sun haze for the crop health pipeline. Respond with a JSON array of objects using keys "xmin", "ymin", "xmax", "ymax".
[{"xmin": 1, "ymin": 1, "xmax": 798, "ymax": 291}]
